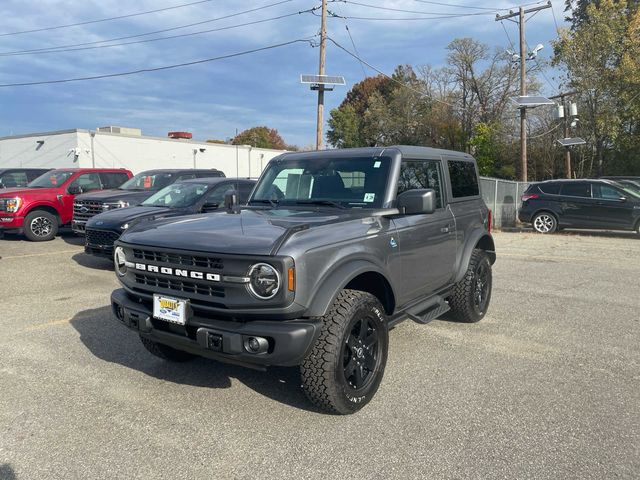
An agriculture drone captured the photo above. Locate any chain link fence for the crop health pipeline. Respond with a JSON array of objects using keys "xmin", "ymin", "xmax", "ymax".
[{"xmin": 480, "ymin": 177, "xmax": 530, "ymax": 229}]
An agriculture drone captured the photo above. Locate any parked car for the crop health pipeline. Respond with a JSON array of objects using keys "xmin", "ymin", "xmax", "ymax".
[
  {"xmin": 84, "ymin": 177, "xmax": 255, "ymax": 258},
  {"xmin": 519, "ymin": 179, "xmax": 640, "ymax": 234},
  {"xmin": 72, "ymin": 169, "xmax": 225, "ymax": 234},
  {"xmin": 0, "ymin": 168, "xmax": 132, "ymax": 241},
  {"xmin": 110, "ymin": 146, "xmax": 495, "ymax": 414},
  {"xmin": 0, "ymin": 168, "xmax": 52, "ymax": 188},
  {"xmin": 601, "ymin": 177, "xmax": 640, "ymax": 193}
]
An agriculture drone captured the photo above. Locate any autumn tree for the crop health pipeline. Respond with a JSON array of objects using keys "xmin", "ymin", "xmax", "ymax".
[{"xmin": 232, "ymin": 126, "xmax": 288, "ymax": 150}]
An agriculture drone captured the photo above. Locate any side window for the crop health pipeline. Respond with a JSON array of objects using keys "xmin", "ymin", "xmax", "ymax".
[
  {"xmin": 593, "ymin": 184, "xmax": 625, "ymax": 200},
  {"xmin": 0, "ymin": 172, "xmax": 28, "ymax": 187},
  {"xmin": 539, "ymin": 183, "xmax": 561, "ymax": 194},
  {"xmin": 398, "ymin": 160, "xmax": 444, "ymax": 209},
  {"xmin": 69, "ymin": 173, "xmax": 102, "ymax": 193},
  {"xmin": 205, "ymin": 183, "xmax": 234, "ymax": 205},
  {"xmin": 100, "ymin": 172, "xmax": 129, "ymax": 189},
  {"xmin": 176, "ymin": 173, "xmax": 196, "ymax": 181},
  {"xmin": 28, "ymin": 170, "xmax": 48, "ymax": 181},
  {"xmin": 237, "ymin": 182, "xmax": 255, "ymax": 203},
  {"xmin": 196, "ymin": 171, "xmax": 223, "ymax": 178},
  {"xmin": 560, "ymin": 182, "xmax": 591, "ymax": 198},
  {"xmin": 448, "ymin": 160, "xmax": 479, "ymax": 198}
]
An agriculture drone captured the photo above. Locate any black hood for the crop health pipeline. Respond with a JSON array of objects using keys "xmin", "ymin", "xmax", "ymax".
[
  {"xmin": 87, "ymin": 205, "xmax": 184, "ymax": 230},
  {"xmin": 118, "ymin": 208, "xmax": 363, "ymax": 256},
  {"xmin": 74, "ymin": 189, "xmax": 156, "ymax": 204}
]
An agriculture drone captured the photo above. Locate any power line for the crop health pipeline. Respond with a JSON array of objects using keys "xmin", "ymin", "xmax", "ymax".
[
  {"xmin": 0, "ymin": 38, "xmax": 314, "ymax": 87},
  {"xmin": 0, "ymin": 0, "xmax": 218, "ymax": 37},
  {"xmin": 0, "ymin": 9, "xmax": 313, "ymax": 57},
  {"xmin": 327, "ymin": 36, "xmax": 455, "ymax": 107},
  {"xmin": 335, "ymin": 0, "xmax": 493, "ymax": 16},
  {"xmin": 412, "ymin": 0, "xmax": 496, "ymax": 10},
  {"xmin": 344, "ymin": 23, "xmax": 367, "ymax": 77},
  {"xmin": 0, "ymin": 0, "xmax": 297, "ymax": 57},
  {"xmin": 528, "ymin": 122, "xmax": 561, "ymax": 139},
  {"xmin": 413, "ymin": 0, "xmax": 547, "ymax": 11}
]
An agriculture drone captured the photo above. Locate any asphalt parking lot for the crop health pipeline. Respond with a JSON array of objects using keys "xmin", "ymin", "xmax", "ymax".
[{"xmin": 0, "ymin": 230, "xmax": 638, "ymax": 479}]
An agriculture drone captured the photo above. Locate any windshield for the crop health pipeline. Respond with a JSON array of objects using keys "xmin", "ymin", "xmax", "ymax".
[
  {"xmin": 141, "ymin": 182, "xmax": 210, "ymax": 208},
  {"xmin": 119, "ymin": 171, "xmax": 175, "ymax": 191},
  {"xmin": 251, "ymin": 156, "xmax": 391, "ymax": 208},
  {"xmin": 619, "ymin": 183, "xmax": 640, "ymax": 198},
  {"xmin": 28, "ymin": 170, "xmax": 74, "ymax": 188}
]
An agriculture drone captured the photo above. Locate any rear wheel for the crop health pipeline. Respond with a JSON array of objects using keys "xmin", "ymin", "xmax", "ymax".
[
  {"xmin": 24, "ymin": 210, "xmax": 58, "ymax": 241},
  {"xmin": 448, "ymin": 249, "xmax": 492, "ymax": 323},
  {"xmin": 301, "ymin": 290, "xmax": 388, "ymax": 414},
  {"xmin": 532, "ymin": 212, "xmax": 557, "ymax": 234},
  {"xmin": 139, "ymin": 335, "xmax": 196, "ymax": 362}
]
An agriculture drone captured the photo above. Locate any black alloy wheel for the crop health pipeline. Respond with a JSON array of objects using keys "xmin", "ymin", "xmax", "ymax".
[{"xmin": 342, "ymin": 316, "xmax": 382, "ymax": 391}]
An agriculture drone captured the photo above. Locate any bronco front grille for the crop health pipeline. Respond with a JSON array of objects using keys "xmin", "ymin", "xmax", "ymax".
[
  {"xmin": 134, "ymin": 273, "xmax": 225, "ymax": 298},
  {"xmin": 132, "ymin": 248, "xmax": 224, "ymax": 270},
  {"xmin": 73, "ymin": 201, "xmax": 104, "ymax": 222},
  {"xmin": 86, "ymin": 229, "xmax": 120, "ymax": 247}
]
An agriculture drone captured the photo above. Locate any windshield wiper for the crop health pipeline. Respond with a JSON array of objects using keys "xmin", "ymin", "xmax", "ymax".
[
  {"xmin": 290, "ymin": 199, "xmax": 347, "ymax": 209},
  {"xmin": 250, "ymin": 198, "xmax": 279, "ymax": 207}
]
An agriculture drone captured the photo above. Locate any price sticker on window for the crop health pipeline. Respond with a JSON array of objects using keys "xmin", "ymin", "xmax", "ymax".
[{"xmin": 364, "ymin": 193, "xmax": 376, "ymax": 203}]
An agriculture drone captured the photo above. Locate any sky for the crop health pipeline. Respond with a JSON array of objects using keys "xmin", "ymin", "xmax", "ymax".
[{"xmin": 0, "ymin": 0, "xmax": 569, "ymax": 148}]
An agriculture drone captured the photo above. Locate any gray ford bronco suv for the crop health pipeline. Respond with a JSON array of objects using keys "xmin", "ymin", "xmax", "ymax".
[{"xmin": 110, "ymin": 146, "xmax": 495, "ymax": 414}]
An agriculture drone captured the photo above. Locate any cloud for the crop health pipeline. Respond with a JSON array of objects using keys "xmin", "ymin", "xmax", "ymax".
[{"xmin": 0, "ymin": 0, "xmax": 567, "ymax": 147}]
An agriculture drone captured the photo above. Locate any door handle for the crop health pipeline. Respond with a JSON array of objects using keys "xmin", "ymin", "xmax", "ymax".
[{"xmin": 441, "ymin": 226, "xmax": 451, "ymax": 233}]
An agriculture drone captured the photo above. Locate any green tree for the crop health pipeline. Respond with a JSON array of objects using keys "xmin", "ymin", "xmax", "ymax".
[
  {"xmin": 232, "ymin": 126, "xmax": 287, "ymax": 150},
  {"xmin": 468, "ymin": 123, "xmax": 497, "ymax": 176},
  {"xmin": 554, "ymin": 0, "xmax": 640, "ymax": 175}
]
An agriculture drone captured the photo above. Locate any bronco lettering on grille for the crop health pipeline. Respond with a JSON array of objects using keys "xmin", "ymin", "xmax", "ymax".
[{"xmin": 134, "ymin": 263, "xmax": 220, "ymax": 282}]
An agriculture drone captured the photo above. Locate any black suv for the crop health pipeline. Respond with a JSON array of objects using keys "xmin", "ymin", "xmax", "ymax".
[
  {"xmin": 519, "ymin": 179, "xmax": 640, "ymax": 234},
  {"xmin": 0, "ymin": 168, "xmax": 51, "ymax": 188},
  {"xmin": 72, "ymin": 169, "xmax": 224, "ymax": 233},
  {"xmin": 84, "ymin": 177, "xmax": 255, "ymax": 258}
]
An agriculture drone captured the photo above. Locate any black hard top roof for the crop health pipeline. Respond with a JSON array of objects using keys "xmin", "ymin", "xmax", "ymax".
[
  {"xmin": 0, "ymin": 167, "xmax": 51, "ymax": 173},
  {"xmin": 179, "ymin": 177, "xmax": 255, "ymax": 185},
  {"xmin": 277, "ymin": 146, "xmax": 475, "ymax": 162},
  {"xmin": 137, "ymin": 168, "xmax": 223, "ymax": 174}
]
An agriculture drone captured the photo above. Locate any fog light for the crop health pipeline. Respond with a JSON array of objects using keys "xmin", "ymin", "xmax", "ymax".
[{"xmin": 244, "ymin": 336, "xmax": 269, "ymax": 354}]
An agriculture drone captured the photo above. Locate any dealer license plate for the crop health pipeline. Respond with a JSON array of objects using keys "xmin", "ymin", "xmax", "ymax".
[{"xmin": 153, "ymin": 294, "xmax": 188, "ymax": 325}]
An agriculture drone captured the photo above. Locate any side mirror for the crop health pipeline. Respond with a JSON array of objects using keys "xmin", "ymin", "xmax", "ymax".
[
  {"xmin": 201, "ymin": 201, "xmax": 219, "ymax": 213},
  {"xmin": 397, "ymin": 189, "xmax": 436, "ymax": 215},
  {"xmin": 224, "ymin": 189, "xmax": 239, "ymax": 212},
  {"xmin": 67, "ymin": 185, "xmax": 81, "ymax": 195}
]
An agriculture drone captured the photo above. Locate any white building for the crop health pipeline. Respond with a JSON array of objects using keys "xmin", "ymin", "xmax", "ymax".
[{"xmin": 0, "ymin": 127, "xmax": 286, "ymax": 178}]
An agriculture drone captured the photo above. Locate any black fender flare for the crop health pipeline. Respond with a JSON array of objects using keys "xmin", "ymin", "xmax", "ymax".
[
  {"xmin": 305, "ymin": 260, "xmax": 395, "ymax": 318},
  {"xmin": 453, "ymin": 229, "xmax": 496, "ymax": 284}
]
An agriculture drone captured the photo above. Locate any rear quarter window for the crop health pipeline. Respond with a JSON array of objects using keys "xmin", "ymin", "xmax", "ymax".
[
  {"xmin": 448, "ymin": 160, "xmax": 479, "ymax": 198},
  {"xmin": 539, "ymin": 183, "xmax": 561, "ymax": 194}
]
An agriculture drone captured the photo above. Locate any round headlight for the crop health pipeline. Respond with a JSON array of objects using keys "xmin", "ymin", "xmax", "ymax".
[
  {"xmin": 247, "ymin": 263, "xmax": 280, "ymax": 300},
  {"xmin": 114, "ymin": 246, "xmax": 127, "ymax": 276}
]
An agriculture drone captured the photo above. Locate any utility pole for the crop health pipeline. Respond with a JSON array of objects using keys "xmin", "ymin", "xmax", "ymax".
[
  {"xmin": 315, "ymin": 0, "xmax": 328, "ymax": 150},
  {"xmin": 496, "ymin": 1, "xmax": 552, "ymax": 182}
]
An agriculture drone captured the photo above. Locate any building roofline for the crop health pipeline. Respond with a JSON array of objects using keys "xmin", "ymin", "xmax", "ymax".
[{"xmin": 0, "ymin": 129, "xmax": 86, "ymax": 140}]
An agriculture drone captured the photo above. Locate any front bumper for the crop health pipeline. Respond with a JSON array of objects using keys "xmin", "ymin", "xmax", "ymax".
[
  {"xmin": 72, "ymin": 220, "xmax": 86, "ymax": 234},
  {"xmin": 111, "ymin": 288, "xmax": 321, "ymax": 369},
  {"xmin": 0, "ymin": 214, "xmax": 24, "ymax": 231}
]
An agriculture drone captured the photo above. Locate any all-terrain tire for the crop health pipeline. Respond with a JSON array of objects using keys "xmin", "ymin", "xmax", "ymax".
[
  {"xmin": 448, "ymin": 249, "xmax": 492, "ymax": 323},
  {"xmin": 300, "ymin": 289, "xmax": 388, "ymax": 415},
  {"xmin": 24, "ymin": 210, "xmax": 58, "ymax": 241},
  {"xmin": 139, "ymin": 335, "xmax": 196, "ymax": 362}
]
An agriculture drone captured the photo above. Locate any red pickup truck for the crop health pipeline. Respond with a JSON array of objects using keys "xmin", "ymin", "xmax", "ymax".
[{"xmin": 0, "ymin": 168, "xmax": 132, "ymax": 241}]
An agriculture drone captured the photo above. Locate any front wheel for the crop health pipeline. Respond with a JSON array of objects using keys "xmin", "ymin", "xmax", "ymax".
[
  {"xmin": 24, "ymin": 210, "xmax": 58, "ymax": 241},
  {"xmin": 532, "ymin": 212, "xmax": 557, "ymax": 234},
  {"xmin": 448, "ymin": 249, "xmax": 492, "ymax": 323},
  {"xmin": 301, "ymin": 290, "xmax": 389, "ymax": 414}
]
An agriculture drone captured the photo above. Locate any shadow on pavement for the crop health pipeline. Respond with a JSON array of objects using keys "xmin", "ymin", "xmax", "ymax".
[
  {"xmin": 59, "ymin": 229, "xmax": 85, "ymax": 246},
  {"xmin": 500, "ymin": 227, "xmax": 637, "ymax": 240},
  {"xmin": 0, "ymin": 464, "xmax": 17, "ymax": 480},
  {"xmin": 70, "ymin": 306, "xmax": 319, "ymax": 413},
  {"xmin": 71, "ymin": 252, "xmax": 113, "ymax": 271}
]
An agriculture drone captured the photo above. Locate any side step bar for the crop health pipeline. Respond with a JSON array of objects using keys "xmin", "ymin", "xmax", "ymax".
[{"xmin": 389, "ymin": 295, "xmax": 450, "ymax": 328}]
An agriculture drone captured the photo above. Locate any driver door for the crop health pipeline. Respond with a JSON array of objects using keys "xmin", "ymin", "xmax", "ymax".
[{"xmin": 392, "ymin": 159, "xmax": 456, "ymax": 305}]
